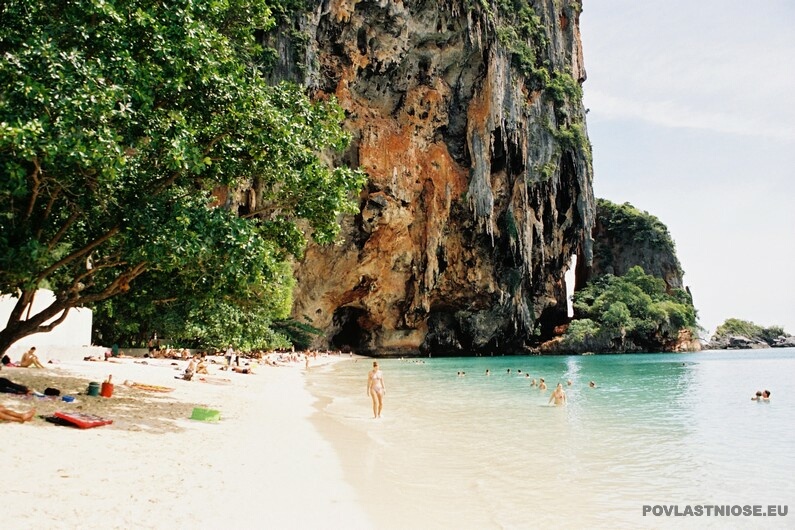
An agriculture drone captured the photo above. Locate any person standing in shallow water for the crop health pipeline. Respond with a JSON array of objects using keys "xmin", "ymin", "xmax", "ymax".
[
  {"xmin": 367, "ymin": 361, "xmax": 386, "ymax": 419},
  {"xmin": 549, "ymin": 383, "xmax": 567, "ymax": 406}
]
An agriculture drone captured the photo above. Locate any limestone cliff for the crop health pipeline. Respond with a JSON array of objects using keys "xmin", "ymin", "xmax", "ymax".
[
  {"xmin": 271, "ymin": 0, "xmax": 594, "ymax": 355},
  {"xmin": 590, "ymin": 198, "xmax": 684, "ymax": 291}
]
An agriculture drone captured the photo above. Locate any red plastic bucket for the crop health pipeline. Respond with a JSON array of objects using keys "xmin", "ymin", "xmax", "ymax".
[{"xmin": 100, "ymin": 382, "xmax": 114, "ymax": 398}]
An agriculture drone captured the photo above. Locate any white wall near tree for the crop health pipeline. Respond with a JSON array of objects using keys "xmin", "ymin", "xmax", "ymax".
[{"xmin": 1, "ymin": 289, "xmax": 96, "ymax": 362}]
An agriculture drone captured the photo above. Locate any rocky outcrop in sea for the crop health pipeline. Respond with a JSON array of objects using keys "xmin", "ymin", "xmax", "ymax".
[{"xmin": 705, "ymin": 334, "xmax": 795, "ymax": 350}]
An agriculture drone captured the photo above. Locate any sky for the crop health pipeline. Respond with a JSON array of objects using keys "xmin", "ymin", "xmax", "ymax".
[{"xmin": 578, "ymin": 0, "xmax": 795, "ymax": 337}]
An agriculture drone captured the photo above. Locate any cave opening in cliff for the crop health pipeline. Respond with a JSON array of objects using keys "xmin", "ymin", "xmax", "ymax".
[
  {"xmin": 565, "ymin": 254, "xmax": 577, "ymax": 317},
  {"xmin": 331, "ymin": 307, "xmax": 372, "ymax": 353},
  {"xmin": 536, "ymin": 305, "xmax": 569, "ymax": 343}
]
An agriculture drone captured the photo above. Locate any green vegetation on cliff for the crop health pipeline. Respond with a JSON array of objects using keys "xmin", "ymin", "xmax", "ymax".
[
  {"xmin": 593, "ymin": 199, "xmax": 681, "ymax": 273},
  {"xmin": 563, "ymin": 266, "xmax": 696, "ymax": 352},
  {"xmin": 712, "ymin": 318, "xmax": 787, "ymax": 345},
  {"xmin": 0, "ymin": 0, "xmax": 365, "ymax": 352},
  {"xmin": 596, "ymin": 199, "xmax": 676, "ymax": 249}
]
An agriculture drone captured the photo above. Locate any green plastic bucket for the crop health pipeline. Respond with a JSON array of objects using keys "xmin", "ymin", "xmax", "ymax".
[{"xmin": 87, "ymin": 382, "xmax": 101, "ymax": 397}]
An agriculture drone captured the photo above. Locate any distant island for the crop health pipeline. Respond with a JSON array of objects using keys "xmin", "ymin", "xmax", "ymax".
[{"xmin": 705, "ymin": 318, "xmax": 795, "ymax": 350}]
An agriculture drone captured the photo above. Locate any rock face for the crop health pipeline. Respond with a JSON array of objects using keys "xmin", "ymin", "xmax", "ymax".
[
  {"xmin": 706, "ymin": 335, "xmax": 770, "ymax": 350},
  {"xmin": 273, "ymin": 0, "xmax": 594, "ymax": 355},
  {"xmin": 706, "ymin": 334, "xmax": 795, "ymax": 350}
]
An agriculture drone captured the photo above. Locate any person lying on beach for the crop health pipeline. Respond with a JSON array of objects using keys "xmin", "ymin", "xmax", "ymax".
[
  {"xmin": 20, "ymin": 347, "xmax": 45, "ymax": 368},
  {"xmin": 231, "ymin": 363, "xmax": 256, "ymax": 374},
  {"xmin": 1, "ymin": 354, "xmax": 13, "ymax": 366},
  {"xmin": 548, "ymin": 383, "xmax": 567, "ymax": 406},
  {"xmin": 0, "ymin": 404, "xmax": 35, "ymax": 423},
  {"xmin": 0, "ymin": 377, "xmax": 31, "ymax": 395}
]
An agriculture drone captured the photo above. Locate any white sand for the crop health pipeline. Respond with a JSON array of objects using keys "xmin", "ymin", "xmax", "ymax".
[{"xmin": 1, "ymin": 355, "xmax": 372, "ymax": 529}]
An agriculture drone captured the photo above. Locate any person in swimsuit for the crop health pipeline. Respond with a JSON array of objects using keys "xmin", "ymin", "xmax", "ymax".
[
  {"xmin": 20, "ymin": 347, "xmax": 45, "ymax": 368},
  {"xmin": 548, "ymin": 383, "xmax": 567, "ymax": 406},
  {"xmin": 367, "ymin": 361, "xmax": 386, "ymax": 419}
]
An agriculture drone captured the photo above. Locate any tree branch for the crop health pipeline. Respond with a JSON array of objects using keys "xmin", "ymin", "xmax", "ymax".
[
  {"xmin": 35, "ymin": 226, "xmax": 120, "ymax": 284},
  {"xmin": 4, "ymin": 290, "xmax": 35, "ymax": 329},
  {"xmin": 24, "ymin": 158, "xmax": 42, "ymax": 221},
  {"xmin": 69, "ymin": 258, "xmax": 127, "ymax": 288},
  {"xmin": 203, "ymin": 133, "xmax": 227, "ymax": 156},
  {"xmin": 37, "ymin": 306, "xmax": 72, "ymax": 333},
  {"xmin": 77, "ymin": 261, "xmax": 148, "ymax": 305},
  {"xmin": 46, "ymin": 209, "xmax": 81, "ymax": 251},
  {"xmin": 34, "ymin": 185, "xmax": 63, "ymax": 240},
  {"xmin": 151, "ymin": 172, "xmax": 178, "ymax": 195}
]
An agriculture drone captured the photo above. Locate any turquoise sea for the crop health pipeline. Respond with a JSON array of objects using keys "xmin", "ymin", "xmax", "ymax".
[{"xmin": 307, "ymin": 349, "xmax": 795, "ymax": 529}]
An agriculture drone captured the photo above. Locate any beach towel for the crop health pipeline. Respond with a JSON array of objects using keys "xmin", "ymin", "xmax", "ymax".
[
  {"xmin": 129, "ymin": 383, "xmax": 175, "ymax": 393},
  {"xmin": 51, "ymin": 411, "xmax": 113, "ymax": 429}
]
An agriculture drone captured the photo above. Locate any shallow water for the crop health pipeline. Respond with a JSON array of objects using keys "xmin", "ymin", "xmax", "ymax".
[{"xmin": 308, "ymin": 349, "xmax": 795, "ymax": 529}]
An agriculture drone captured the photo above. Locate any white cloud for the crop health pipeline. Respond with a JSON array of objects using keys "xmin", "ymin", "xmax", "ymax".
[
  {"xmin": 585, "ymin": 89, "xmax": 795, "ymax": 143},
  {"xmin": 582, "ymin": 0, "xmax": 795, "ymax": 143}
]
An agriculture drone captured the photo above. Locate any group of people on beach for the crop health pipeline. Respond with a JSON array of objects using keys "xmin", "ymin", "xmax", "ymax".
[
  {"xmin": 0, "ymin": 350, "xmax": 39, "ymax": 422},
  {"xmin": 2, "ymin": 347, "xmax": 45, "ymax": 369}
]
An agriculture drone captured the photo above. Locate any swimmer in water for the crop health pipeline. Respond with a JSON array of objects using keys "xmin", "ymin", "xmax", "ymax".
[{"xmin": 539, "ymin": 378, "xmax": 547, "ymax": 391}]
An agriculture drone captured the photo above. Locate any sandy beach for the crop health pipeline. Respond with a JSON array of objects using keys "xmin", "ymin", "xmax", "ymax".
[{"xmin": 1, "ymin": 354, "xmax": 372, "ymax": 529}]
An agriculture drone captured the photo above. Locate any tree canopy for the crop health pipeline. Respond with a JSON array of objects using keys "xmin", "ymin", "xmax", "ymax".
[
  {"xmin": 0, "ymin": 0, "xmax": 365, "ymax": 352},
  {"xmin": 564, "ymin": 266, "xmax": 697, "ymax": 352}
]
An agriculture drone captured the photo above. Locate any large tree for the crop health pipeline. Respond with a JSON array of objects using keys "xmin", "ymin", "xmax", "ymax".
[{"xmin": 0, "ymin": 0, "xmax": 365, "ymax": 353}]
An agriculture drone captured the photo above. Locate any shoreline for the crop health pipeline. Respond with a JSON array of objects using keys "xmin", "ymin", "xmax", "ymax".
[
  {"xmin": 306, "ymin": 358, "xmax": 434, "ymax": 530},
  {"xmin": 1, "ymin": 355, "xmax": 372, "ymax": 529}
]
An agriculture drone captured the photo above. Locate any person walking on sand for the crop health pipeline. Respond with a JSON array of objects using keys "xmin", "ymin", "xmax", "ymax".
[
  {"xmin": 225, "ymin": 345, "xmax": 235, "ymax": 370},
  {"xmin": 367, "ymin": 361, "xmax": 386, "ymax": 419}
]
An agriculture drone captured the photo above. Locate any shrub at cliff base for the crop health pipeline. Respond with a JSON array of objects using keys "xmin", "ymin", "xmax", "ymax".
[{"xmin": 563, "ymin": 266, "xmax": 697, "ymax": 353}]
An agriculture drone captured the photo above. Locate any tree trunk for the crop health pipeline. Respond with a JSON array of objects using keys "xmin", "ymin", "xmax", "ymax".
[{"xmin": 0, "ymin": 290, "xmax": 72, "ymax": 355}]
